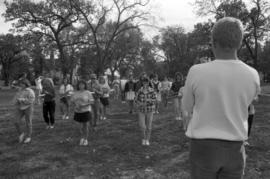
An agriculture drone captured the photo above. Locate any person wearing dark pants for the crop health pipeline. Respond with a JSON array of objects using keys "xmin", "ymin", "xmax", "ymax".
[
  {"xmin": 182, "ymin": 17, "xmax": 260, "ymax": 179},
  {"xmin": 41, "ymin": 78, "xmax": 56, "ymax": 129},
  {"xmin": 43, "ymin": 101, "xmax": 56, "ymax": 128},
  {"xmin": 248, "ymin": 104, "xmax": 255, "ymax": 137}
]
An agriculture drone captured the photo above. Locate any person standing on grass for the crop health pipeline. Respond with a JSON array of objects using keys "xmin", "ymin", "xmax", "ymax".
[
  {"xmin": 59, "ymin": 78, "xmax": 74, "ymax": 120},
  {"xmin": 12, "ymin": 78, "xmax": 35, "ymax": 144},
  {"xmin": 124, "ymin": 74, "xmax": 136, "ymax": 114},
  {"xmin": 35, "ymin": 76, "xmax": 43, "ymax": 104},
  {"xmin": 88, "ymin": 74, "xmax": 102, "ymax": 130},
  {"xmin": 151, "ymin": 74, "xmax": 162, "ymax": 114},
  {"xmin": 71, "ymin": 80, "xmax": 94, "ymax": 146},
  {"xmin": 182, "ymin": 17, "xmax": 260, "ymax": 179},
  {"xmin": 99, "ymin": 76, "xmax": 111, "ymax": 120},
  {"xmin": 41, "ymin": 78, "xmax": 56, "ymax": 129},
  {"xmin": 170, "ymin": 72, "xmax": 184, "ymax": 120},
  {"xmin": 160, "ymin": 76, "xmax": 171, "ymax": 108},
  {"xmin": 112, "ymin": 77, "xmax": 120, "ymax": 100},
  {"xmin": 135, "ymin": 77, "xmax": 156, "ymax": 146}
]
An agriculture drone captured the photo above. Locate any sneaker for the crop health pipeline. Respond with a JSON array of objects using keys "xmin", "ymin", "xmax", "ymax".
[
  {"xmin": 145, "ymin": 140, "xmax": 150, "ymax": 146},
  {"xmin": 83, "ymin": 139, "xmax": 88, "ymax": 146},
  {"xmin": 50, "ymin": 125, "xmax": 54, "ymax": 129},
  {"xmin": 103, "ymin": 117, "xmax": 107, "ymax": 120},
  {"xmin": 24, "ymin": 137, "xmax": 31, "ymax": 144},
  {"xmin": 79, "ymin": 138, "xmax": 84, "ymax": 145},
  {"xmin": 175, "ymin": 117, "xmax": 180, "ymax": 120},
  {"xmin": 244, "ymin": 141, "xmax": 250, "ymax": 146},
  {"xmin": 178, "ymin": 116, "xmax": 183, "ymax": 120},
  {"xmin": 65, "ymin": 116, "xmax": 69, "ymax": 120},
  {"xmin": 142, "ymin": 139, "xmax": 146, "ymax": 146},
  {"xmin": 19, "ymin": 133, "xmax": 25, "ymax": 143},
  {"xmin": 156, "ymin": 111, "xmax": 159, "ymax": 114}
]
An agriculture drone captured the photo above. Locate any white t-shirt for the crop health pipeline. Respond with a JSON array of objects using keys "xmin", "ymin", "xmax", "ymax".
[
  {"xmin": 59, "ymin": 84, "xmax": 74, "ymax": 96},
  {"xmin": 182, "ymin": 59, "xmax": 260, "ymax": 141},
  {"xmin": 71, "ymin": 90, "xmax": 94, "ymax": 113},
  {"xmin": 35, "ymin": 78, "xmax": 42, "ymax": 90}
]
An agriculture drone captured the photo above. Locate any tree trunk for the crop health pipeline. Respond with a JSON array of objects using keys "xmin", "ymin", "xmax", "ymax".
[{"xmin": 3, "ymin": 67, "xmax": 10, "ymax": 86}]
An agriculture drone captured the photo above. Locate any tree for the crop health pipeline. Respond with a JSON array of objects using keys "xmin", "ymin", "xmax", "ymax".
[
  {"xmin": 193, "ymin": 0, "xmax": 270, "ymax": 69},
  {"xmin": 259, "ymin": 41, "xmax": 270, "ymax": 81},
  {"xmin": 70, "ymin": 0, "xmax": 151, "ymax": 75},
  {"xmin": 4, "ymin": 0, "xmax": 81, "ymax": 76},
  {"xmin": 155, "ymin": 26, "xmax": 191, "ymax": 77},
  {"xmin": 0, "ymin": 34, "xmax": 28, "ymax": 86}
]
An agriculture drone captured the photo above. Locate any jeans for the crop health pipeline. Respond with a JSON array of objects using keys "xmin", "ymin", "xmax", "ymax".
[
  {"xmin": 190, "ymin": 139, "xmax": 246, "ymax": 179},
  {"xmin": 43, "ymin": 101, "xmax": 55, "ymax": 125},
  {"xmin": 91, "ymin": 101, "xmax": 100, "ymax": 127},
  {"xmin": 14, "ymin": 107, "xmax": 33, "ymax": 138},
  {"xmin": 138, "ymin": 112, "xmax": 154, "ymax": 141}
]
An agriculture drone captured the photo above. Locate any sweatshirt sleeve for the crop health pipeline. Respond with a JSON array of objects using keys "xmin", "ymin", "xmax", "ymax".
[
  {"xmin": 26, "ymin": 89, "xmax": 35, "ymax": 104},
  {"xmin": 182, "ymin": 67, "xmax": 196, "ymax": 114}
]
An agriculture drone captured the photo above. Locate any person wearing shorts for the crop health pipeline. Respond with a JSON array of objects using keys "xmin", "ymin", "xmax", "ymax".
[
  {"xmin": 124, "ymin": 74, "xmax": 136, "ymax": 114},
  {"xmin": 88, "ymin": 74, "xmax": 102, "ymax": 130},
  {"xmin": 99, "ymin": 76, "xmax": 111, "ymax": 120},
  {"xmin": 71, "ymin": 80, "xmax": 94, "ymax": 146},
  {"xmin": 59, "ymin": 78, "xmax": 74, "ymax": 120}
]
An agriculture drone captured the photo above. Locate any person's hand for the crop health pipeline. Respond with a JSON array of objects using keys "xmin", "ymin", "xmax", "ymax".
[{"xmin": 182, "ymin": 111, "xmax": 190, "ymax": 131}]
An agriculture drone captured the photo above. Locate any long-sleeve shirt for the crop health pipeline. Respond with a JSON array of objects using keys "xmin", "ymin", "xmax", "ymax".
[
  {"xmin": 135, "ymin": 87, "xmax": 157, "ymax": 113},
  {"xmin": 13, "ymin": 87, "xmax": 35, "ymax": 110},
  {"xmin": 182, "ymin": 59, "xmax": 260, "ymax": 141}
]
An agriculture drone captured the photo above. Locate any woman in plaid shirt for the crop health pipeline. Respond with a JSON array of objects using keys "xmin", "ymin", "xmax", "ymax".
[{"xmin": 135, "ymin": 77, "xmax": 156, "ymax": 146}]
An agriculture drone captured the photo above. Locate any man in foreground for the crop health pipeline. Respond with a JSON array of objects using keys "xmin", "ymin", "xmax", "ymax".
[{"xmin": 182, "ymin": 17, "xmax": 260, "ymax": 179}]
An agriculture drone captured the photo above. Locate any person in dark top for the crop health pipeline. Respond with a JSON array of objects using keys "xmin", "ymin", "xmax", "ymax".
[
  {"xmin": 170, "ymin": 72, "xmax": 184, "ymax": 120},
  {"xmin": 41, "ymin": 78, "xmax": 56, "ymax": 129},
  {"xmin": 124, "ymin": 74, "xmax": 136, "ymax": 113}
]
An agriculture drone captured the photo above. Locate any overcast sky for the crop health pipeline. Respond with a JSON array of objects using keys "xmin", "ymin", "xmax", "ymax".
[{"xmin": 0, "ymin": 0, "xmax": 208, "ymax": 37}]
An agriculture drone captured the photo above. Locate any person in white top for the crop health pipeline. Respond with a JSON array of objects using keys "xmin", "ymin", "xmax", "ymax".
[
  {"xmin": 98, "ymin": 76, "xmax": 111, "ymax": 120},
  {"xmin": 59, "ymin": 78, "xmax": 74, "ymax": 120},
  {"xmin": 160, "ymin": 76, "xmax": 171, "ymax": 108},
  {"xmin": 182, "ymin": 17, "xmax": 260, "ymax": 179},
  {"xmin": 70, "ymin": 80, "xmax": 94, "ymax": 146},
  {"xmin": 35, "ymin": 76, "xmax": 43, "ymax": 104}
]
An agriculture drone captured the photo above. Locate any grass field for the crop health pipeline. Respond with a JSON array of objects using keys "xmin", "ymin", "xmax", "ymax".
[{"xmin": 0, "ymin": 88, "xmax": 270, "ymax": 179}]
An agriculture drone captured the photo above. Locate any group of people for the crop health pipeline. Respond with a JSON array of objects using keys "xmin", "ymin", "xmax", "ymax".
[
  {"xmin": 11, "ymin": 74, "xmax": 112, "ymax": 146},
  {"xmin": 9, "ymin": 16, "xmax": 261, "ymax": 179}
]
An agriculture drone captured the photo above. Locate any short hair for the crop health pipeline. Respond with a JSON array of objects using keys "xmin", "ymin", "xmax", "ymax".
[
  {"xmin": 76, "ymin": 80, "xmax": 88, "ymax": 90},
  {"xmin": 175, "ymin": 72, "xmax": 183, "ymax": 81},
  {"xmin": 211, "ymin": 17, "xmax": 244, "ymax": 50},
  {"xmin": 141, "ymin": 77, "xmax": 150, "ymax": 83},
  {"xmin": 62, "ymin": 78, "xmax": 69, "ymax": 84},
  {"xmin": 18, "ymin": 78, "xmax": 31, "ymax": 87}
]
